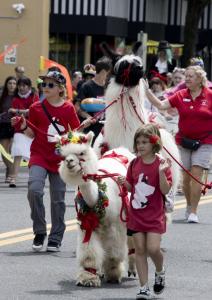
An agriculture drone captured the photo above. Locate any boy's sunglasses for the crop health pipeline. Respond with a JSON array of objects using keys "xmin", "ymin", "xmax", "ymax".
[{"xmin": 41, "ymin": 82, "xmax": 58, "ymax": 88}]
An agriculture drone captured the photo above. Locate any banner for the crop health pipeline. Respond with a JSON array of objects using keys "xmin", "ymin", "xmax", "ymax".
[{"xmin": 39, "ymin": 56, "xmax": 73, "ymax": 100}]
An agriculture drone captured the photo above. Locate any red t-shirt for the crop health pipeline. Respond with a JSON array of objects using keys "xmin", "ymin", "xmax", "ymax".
[
  {"xmin": 12, "ymin": 93, "xmax": 39, "ymax": 133},
  {"xmin": 28, "ymin": 99, "xmax": 80, "ymax": 173},
  {"xmin": 168, "ymin": 87, "xmax": 212, "ymax": 144},
  {"xmin": 126, "ymin": 156, "xmax": 172, "ymax": 234}
]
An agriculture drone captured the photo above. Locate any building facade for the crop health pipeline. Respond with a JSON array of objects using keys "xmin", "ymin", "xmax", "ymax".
[
  {"xmin": 0, "ymin": 0, "xmax": 212, "ymax": 84},
  {"xmin": 50, "ymin": 0, "xmax": 212, "ymax": 77},
  {"xmin": 0, "ymin": 0, "xmax": 49, "ymax": 85}
]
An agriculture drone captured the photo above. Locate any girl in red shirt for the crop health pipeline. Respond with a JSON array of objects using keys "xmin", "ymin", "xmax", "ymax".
[{"xmin": 118, "ymin": 124, "xmax": 172, "ymax": 299}]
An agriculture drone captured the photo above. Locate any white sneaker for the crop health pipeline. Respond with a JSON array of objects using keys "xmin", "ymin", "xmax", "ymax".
[
  {"xmin": 185, "ymin": 206, "xmax": 191, "ymax": 219},
  {"xmin": 136, "ymin": 287, "xmax": 152, "ymax": 299},
  {"xmin": 187, "ymin": 213, "xmax": 199, "ymax": 223}
]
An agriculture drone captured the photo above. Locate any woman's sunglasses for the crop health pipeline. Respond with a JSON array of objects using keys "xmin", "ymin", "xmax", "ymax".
[{"xmin": 41, "ymin": 82, "xmax": 58, "ymax": 88}]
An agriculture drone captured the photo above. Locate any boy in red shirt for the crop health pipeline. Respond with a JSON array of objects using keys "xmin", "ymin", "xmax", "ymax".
[{"xmin": 12, "ymin": 71, "xmax": 93, "ymax": 252}]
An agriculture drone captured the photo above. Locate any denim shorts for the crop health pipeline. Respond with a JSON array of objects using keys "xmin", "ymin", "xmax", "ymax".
[{"xmin": 178, "ymin": 144, "xmax": 212, "ymax": 170}]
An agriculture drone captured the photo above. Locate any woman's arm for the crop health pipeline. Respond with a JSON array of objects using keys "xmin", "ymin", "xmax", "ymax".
[
  {"xmin": 142, "ymin": 79, "xmax": 171, "ymax": 111},
  {"xmin": 145, "ymin": 89, "xmax": 171, "ymax": 111}
]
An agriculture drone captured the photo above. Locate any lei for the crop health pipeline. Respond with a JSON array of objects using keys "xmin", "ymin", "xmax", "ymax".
[{"xmin": 75, "ymin": 180, "xmax": 109, "ymax": 243}]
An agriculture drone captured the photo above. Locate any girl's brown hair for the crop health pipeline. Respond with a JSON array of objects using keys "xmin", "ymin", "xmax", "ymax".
[{"xmin": 133, "ymin": 124, "xmax": 162, "ymax": 153}]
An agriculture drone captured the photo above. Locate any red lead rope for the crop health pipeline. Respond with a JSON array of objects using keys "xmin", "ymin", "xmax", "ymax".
[
  {"xmin": 82, "ymin": 170, "xmax": 129, "ymax": 222},
  {"xmin": 163, "ymin": 145, "xmax": 212, "ymax": 194}
]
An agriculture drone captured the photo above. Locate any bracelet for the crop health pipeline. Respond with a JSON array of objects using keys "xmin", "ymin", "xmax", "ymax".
[{"xmin": 21, "ymin": 124, "xmax": 28, "ymax": 132}]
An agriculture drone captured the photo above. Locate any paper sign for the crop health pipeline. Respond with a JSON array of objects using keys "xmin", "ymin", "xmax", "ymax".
[{"xmin": 4, "ymin": 45, "xmax": 17, "ymax": 64}]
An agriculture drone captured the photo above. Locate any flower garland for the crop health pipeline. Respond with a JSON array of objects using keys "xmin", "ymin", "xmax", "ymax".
[
  {"xmin": 75, "ymin": 180, "xmax": 109, "ymax": 243},
  {"xmin": 55, "ymin": 131, "xmax": 88, "ymax": 154}
]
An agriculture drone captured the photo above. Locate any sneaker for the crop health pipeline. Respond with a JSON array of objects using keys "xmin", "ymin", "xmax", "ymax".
[
  {"xmin": 187, "ymin": 213, "xmax": 199, "ymax": 223},
  {"xmin": 185, "ymin": 205, "xmax": 191, "ymax": 219},
  {"xmin": 32, "ymin": 234, "xmax": 46, "ymax": 251},
  {"xmin": 153, "ymin": 270, "xmax": 165, "ymax": 294},
  {"xmin": 136, "ymin": 287, "xmax": 152, "ymax": 299},
  {"xmin": 9, "ymin": 178, "xmax": 16, "ymax": 188},
  {"xmin": 46, "ymin": 241, "xmax": 61, "ymax": 252}
]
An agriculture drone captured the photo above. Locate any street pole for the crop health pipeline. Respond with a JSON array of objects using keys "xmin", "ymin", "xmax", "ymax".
[{"xmin": 137, "ymin": 31, "xmax": 148, "ymax": 72}]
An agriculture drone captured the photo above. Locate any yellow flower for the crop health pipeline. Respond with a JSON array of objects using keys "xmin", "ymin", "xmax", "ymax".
[{"xmin": 70, "ymin": 136, "xmax": 80, "ymax": 144}]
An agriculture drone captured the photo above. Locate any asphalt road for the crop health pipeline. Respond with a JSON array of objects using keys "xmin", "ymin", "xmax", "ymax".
[{"xmin": 0, "ymin": 166, "xmax": 212, "ymax": 300}]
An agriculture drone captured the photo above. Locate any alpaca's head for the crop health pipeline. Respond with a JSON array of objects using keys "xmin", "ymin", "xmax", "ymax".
[{"xmin": 58, "ymin": 131, "xmax": 99, "ymax": 185}]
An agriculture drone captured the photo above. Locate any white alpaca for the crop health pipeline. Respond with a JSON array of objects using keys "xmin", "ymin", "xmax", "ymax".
[
  {"xmin": 94, "ymin": 75, "xmax": 180, "ymax": 194},
  {"xmin": 59, "ymin": 131, "xmax": 135, "ymax": 287}
]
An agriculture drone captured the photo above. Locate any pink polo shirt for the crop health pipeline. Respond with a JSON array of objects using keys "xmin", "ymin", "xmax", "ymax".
[{"xmin": 168, "ymin": 87, "xmax": 212, "ymax": 144}]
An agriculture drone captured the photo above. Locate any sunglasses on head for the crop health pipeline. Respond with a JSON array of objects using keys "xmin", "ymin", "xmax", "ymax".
[{"xmin": 41, "ymin": 82, "xmax": 58, "ymax": 88}]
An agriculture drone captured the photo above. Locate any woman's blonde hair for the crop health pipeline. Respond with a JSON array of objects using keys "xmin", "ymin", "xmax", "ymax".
[
  {"xmin": 133, "ymin": 124, "xmax": 162, "ymax": 154},
  {"xmin": 186, "ymin": 65, "xmax": 207, "ymax": 87}
]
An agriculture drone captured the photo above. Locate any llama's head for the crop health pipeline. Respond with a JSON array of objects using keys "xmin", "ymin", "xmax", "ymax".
[
  {"xmin": 58, "ymin": 131, "xmax": 99, "ymax": 186},
  {"xmin": 114, "ymin": 55, "xmax": 143, "ymax": 87},
  {"xmin": 103, "ymin": 55, "xmax": 148, "ymax": 149}
]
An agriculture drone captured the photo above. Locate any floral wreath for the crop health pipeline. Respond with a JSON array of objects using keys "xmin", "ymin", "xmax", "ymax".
[
  {"xmin": 55, "ymin": 131, "xmax": 88, "ymax": 154},
  {"xmin": 75, "ymin": 180, "xmax": 109, "ymax": 243}
]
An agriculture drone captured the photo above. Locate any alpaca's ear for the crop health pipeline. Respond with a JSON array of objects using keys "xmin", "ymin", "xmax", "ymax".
[{"xmin": 85, "ymin": 131, "xmax": 94, "ymax": 145}]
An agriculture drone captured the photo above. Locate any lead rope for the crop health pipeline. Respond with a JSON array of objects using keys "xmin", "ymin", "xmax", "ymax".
[{"xmin": 82, "ymin": 170, "xmax": 129, "ymax": 222}]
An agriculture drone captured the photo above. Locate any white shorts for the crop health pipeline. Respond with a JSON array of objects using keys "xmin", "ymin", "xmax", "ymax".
[
  {"xmin": 179, "ymin": 144, "xmax": 212, "ymax": 170},
  {"xmin": 11, "ymin": 133, "xmax": 33, "ymax": 160}
]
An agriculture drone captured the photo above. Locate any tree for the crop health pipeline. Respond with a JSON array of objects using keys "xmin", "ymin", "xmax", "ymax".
[{"xmin": 183, "ymin": 0, "xmax": 211, "ymax": 66}]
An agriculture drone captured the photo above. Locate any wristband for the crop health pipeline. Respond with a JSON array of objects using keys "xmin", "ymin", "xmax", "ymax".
[{"xmin": 21, "ymin": 124, "xmax": 28, "ymax": 132}]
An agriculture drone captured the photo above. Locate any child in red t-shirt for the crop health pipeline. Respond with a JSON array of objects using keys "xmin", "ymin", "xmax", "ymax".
[
  {"xmin": 118, "ymin": 124, "xmax": 172, "ymax": 299},
  {"xmin": 12, "ymin": 71, "xmax": 94, "ymax": 253}
]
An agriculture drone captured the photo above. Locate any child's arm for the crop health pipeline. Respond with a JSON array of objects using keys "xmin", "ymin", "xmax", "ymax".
[
  {"xmin": 117, "ymin": 176, "xmax": 132, "ymax": 192},
  {"xmin": 159, "ymin": 158, "xmax": 172, "ymax": 195},
  {"xmin": 11, "ymin": 116, "xmax": 35, "ymax": 139}
]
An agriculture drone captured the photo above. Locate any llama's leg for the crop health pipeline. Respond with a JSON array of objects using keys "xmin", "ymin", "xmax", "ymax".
[
  {"xmin": 103, "ymin": 223, "xmax": 127, "ymax": 283},
  {"xmin": 76, "ymin": 230, "xmax": 104, "ymax": 287},
  {"xmin": 127, "ymin": 236, "xmax": 136, "ymax": 277}
]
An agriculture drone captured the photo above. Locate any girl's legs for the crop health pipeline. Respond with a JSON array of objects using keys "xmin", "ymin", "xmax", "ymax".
[
  {"xmin": 147, "ymin": 232, "xmax": 165, "ymax": 294},
  {"xmin": 0, "ymin": 139, "xmax": 13, "ymax": 179},
  {"xmin": 133, "ymin": 232, "xmax": 148, "ymax": 287},
  {"xmin": 10, "ymin": 156, "xmax": 22, "ymax": 186},
  {"xmin": 146, "ymin": 233, "xmax": 163, "ymax": 272}
]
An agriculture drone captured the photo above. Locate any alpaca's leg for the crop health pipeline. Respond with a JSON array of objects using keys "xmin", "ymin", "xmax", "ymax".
[
  {"xmin": 103, "ymin": 224, "xmax": 127, "ymax": 283},
  {"xmin": 76, "ymin": 230, "xmax": 104, "ymax": 287}
]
